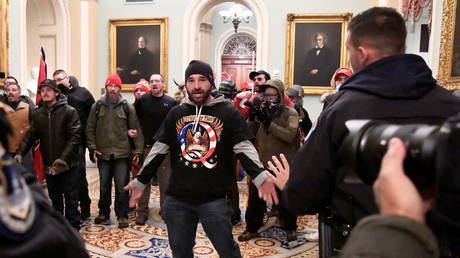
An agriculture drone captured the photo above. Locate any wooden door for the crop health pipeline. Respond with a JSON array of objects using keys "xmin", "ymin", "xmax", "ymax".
[{"xmin": 221, "ymin": 55, "xmax": 255, "ymax": 90}]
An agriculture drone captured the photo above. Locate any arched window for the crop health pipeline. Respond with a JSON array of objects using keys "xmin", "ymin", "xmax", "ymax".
[{"xmin": 223, "ymin": 34, "xmax": 256, "ymax": 56}]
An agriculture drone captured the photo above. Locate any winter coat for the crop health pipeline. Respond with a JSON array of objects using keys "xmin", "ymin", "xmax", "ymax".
[
  {"xmin": 340, "ymin": 214, "xmax": 439, "ymax": 258},
  {"xmin": 282, "ymin": 54, "xmax": 460, "ymax": 225},
  {"xmin": 85, "ymin": 95, "xmax": 143, "ymax": 160},
  {"xmin": 3, "ymin": 100, "xmax": 31, "ymax": 153},
  {"xmin": 64, "ymin": 77, "xmax": 95, "ymax": 147},
  {"xmin": 254, "ymin": 80, "xmax": 300, "ymax": 165},
  {"xmin": 18, "ymin": 95, "xmax": 80, "ymax": 167}
]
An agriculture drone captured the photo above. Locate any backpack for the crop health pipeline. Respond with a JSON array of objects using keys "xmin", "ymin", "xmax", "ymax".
[{"xmin": 94, "ymin": 99, "xmax": 130, "ymax": 122}]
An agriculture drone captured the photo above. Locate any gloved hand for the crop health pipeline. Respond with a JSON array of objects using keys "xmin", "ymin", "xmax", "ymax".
[
  {"xmin": 14, "ymin": 154, "xmax": 23, "ymax": 163},
  {"xmin": 52, "ymin": 159, "xmax": 69, "ymax": 175},
  {"xmin": 257, "ymin": 109, "xmax": 272, "ymax": 129}
]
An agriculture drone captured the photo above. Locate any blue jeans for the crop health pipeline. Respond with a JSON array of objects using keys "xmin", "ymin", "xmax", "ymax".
[
  {"xmin": 97, "ymin": 158, "xmax": 130, "ymax": 218},
  {"xmin": 163, "ymin": 196, "xmax": 241, "ymax": 258},
  {"xmin": 45, "ymin": 166, "xmax": 81, "ymax": 227},
  {"xmin": 78, "ymin": 146, "xmax": 91, "ymax": 216}
]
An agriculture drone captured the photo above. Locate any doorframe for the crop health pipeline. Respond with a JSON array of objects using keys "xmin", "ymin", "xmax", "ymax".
[
  {"xmin": 182, "ymin": 0, "xmax": 268, "ymax": 73},
  {"xmin": 214, "ymin": 27, "xmax": 256, "ymax": 86}
]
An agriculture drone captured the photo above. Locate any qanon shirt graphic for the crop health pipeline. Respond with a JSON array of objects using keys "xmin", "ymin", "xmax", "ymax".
[{"xmin": 176, "ymin": 115, "xmax": 223, "ymax": 169}]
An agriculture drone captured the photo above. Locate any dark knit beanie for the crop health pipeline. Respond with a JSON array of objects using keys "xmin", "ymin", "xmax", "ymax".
[{"xmin": 185, "ymin": 60, "xmax": 215, "ymax": 88}]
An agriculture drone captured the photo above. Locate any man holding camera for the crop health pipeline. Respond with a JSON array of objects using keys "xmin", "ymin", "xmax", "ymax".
[
  {"xmin": 239, "ymin": 79, "xmax": 300, "ymax": 242},
  {"xmin": 279, "ymin": 7, "xmax": 460, "ymax": 255}
]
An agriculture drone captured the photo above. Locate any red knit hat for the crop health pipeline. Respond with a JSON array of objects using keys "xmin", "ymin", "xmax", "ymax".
[
  {"xmin": 334, "ymin": 68, "xmax": 353, "ymax": 81},
  {"xmin": 105, "ymin": 74, "xmax": 122, "ymax": 88},
  {"xmin": 134, "ymin": 78, "xmax": 150, "ymax": 94}
]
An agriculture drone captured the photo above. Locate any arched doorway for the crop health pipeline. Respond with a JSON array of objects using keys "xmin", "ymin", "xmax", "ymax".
[
  {"xmin": 221, "ymin": 33, "xmax": 256, "ymax": 89},
  {"xmin": 182, "ymin": 0, "xmax": 268, "ymax": 73},
  {"xmin": 22, "ymin": 0, "xmax": 70, "ymax": 82}
]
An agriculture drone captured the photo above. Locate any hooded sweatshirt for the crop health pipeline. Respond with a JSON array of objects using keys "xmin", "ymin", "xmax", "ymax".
[
  {"xmin": 283, "ymin": 54, "xmax": 460, "ymax": 223},
  {"xmin": 256, "ymin": 80, "xmax": 300, "ymax": 165},
  {"xmin": 133, "ymin": 95, "xmax": 267, "ymax": 203}
]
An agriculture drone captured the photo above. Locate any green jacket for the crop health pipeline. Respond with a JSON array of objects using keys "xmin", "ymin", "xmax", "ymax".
[
  {"xmin": 86, "ymin": 95, "xmax": 143, "ymax": 160},
  {"xmin": 254, "ymin": 79, "xmax": 300, "ymax": 165},
  {"xmin": 340, "ymin": 214, "xmax": 439, "ymax": 258}
]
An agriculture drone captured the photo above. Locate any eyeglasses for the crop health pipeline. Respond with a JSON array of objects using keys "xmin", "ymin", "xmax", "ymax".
[
  {"xmin": 106, "ymin": 84, "xmax": 119, "ymax": 89},
  {"xmin": 55, "ymin": 76, "xmax": 67, "ymax": 82},
  {"xmin": 253, "ymin": 77, "xmax": 264, "ymax": 82},
  {"xmin": 150, "ymin": 79, "xmax": 162, "ymax": 83}
]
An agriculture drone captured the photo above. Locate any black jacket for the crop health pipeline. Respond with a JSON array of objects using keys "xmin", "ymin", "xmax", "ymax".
[
  {"xmin": 134, "ymin": 93, "xmax": 177, "ymax": 146},
  {"xmin": 19, "ymin": 95, "xmax": 81, "ymax": 168},
  {"xmin": 63, "ymin": 77, "xmax": 95, "ymax": 147},
  {"xmin": 283, "ymin": 54, "xmax": 460, "ymax": 225}
]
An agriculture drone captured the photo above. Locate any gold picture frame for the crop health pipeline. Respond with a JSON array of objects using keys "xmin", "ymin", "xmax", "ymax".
[
  {"xmin": 0, "ymin": 0, "xmax": 8, "ymax": 82},
  {"xmin": 438, "ymin": 0, "xmax": 460, "ymax": 90},
  {"xmin": 109, "ymin": 18, "xmax": 168, "ymax": 92},
  {"xmin": 285, "ymin": 13, "xmax": 352, "ymax": 95}
]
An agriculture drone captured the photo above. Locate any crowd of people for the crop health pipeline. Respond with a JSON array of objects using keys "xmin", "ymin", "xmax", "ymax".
[{"xmin": 0, "ymin": 6, "xmax": 459, "ymax": 258}]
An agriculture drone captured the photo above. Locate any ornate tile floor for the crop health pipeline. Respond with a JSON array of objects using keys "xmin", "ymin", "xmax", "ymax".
[{"xmin": 80, "ymin": 166, "xmax": 319, "ymax": 257}]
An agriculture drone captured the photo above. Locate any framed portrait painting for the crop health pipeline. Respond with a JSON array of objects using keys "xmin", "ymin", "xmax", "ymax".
[
  {"xmin": 285, "ymin": 13, "xmax": 352, "ymax": 95},
  {"xmin": 438, "ymin": 0, "xmax": 460, "ymax": 90},
  {"xmin": 109, "ymin": 18, "xmax": 168, "ymax": 91}
]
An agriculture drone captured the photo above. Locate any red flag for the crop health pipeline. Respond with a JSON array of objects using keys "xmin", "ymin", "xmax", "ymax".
[{"xmin": 33, "ymin": 47, "xmax": 47, "ymax": 182}]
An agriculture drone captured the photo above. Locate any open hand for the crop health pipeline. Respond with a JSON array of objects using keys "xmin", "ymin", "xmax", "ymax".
[
  {"xmin": 258, "ymin": 171, "xmax": 279, "ymax": 205},
  {"xmin": 267, "ymin": 154, "xmax": 290, "ymax": 190},
  {"xmin": 124, "ymin": 182, "xmax": 143, "ymax": 208}
]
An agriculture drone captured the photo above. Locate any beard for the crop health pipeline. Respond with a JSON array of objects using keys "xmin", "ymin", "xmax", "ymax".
[
  {"xmin": 107, "ymin": 91, "xmax": 119, "ymax": 104},
  {"xmin": 187, "ymin": 87, "xmax": 212, "ymax": 106}
]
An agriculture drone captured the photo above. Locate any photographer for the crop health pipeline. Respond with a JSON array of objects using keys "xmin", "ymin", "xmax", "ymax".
[
  {"xmin": 277, "ymin": 7, "xmax": 460, "ymax": 256},
  {"xmin": 239, "ymin": 79, "xmax": 300, "ymax": 242},
  {"xmin": 268, "ymin": 138, "xmax": 439, "ymax": 257}
]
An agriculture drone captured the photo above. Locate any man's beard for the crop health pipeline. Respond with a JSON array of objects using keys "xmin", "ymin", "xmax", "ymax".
[
  {"xmin": 187, "ymin": 87, "xmax": 212, "ymax": 106},
  {"xmin": 107, "ymin": 92, "xmax": 119, "ymax": 103}
]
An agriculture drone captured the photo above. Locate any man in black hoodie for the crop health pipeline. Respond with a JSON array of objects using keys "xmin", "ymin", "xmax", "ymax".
[
  {"xmin": 277, "ymin": 7, "xmax": 460, "ymax": 255},
  {"xmin": 53, "ymin": 70, "xmax": 95, "ymax": 222},
  {"xmin": 125, "ymin": 60, "xmax": 278, "ymax": 258}
]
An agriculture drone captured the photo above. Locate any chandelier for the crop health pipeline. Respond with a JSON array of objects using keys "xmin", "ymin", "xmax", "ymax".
[{"xmin": 219, "ymin": 4, "xmax": 253, "ymax": 33}]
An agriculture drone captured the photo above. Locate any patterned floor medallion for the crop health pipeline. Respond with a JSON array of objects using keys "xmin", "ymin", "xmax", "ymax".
[{"xmin": 81, "ymin": 166, "xmax": 319, "ymax": 257}]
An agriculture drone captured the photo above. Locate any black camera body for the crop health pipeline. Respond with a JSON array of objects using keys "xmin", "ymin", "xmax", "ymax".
[
  {"xmin": 339, "ymin": 119, "xmax": 451, "ymax": 185},
  {"xmin": 338, "ymin": 114, "xmax": 460, "ymax": 254}
]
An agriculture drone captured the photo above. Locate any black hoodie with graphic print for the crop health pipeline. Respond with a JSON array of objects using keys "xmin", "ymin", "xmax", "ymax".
[{"xmin": 133, "ymin": 95, "xmax": 267, "ymax": 203}]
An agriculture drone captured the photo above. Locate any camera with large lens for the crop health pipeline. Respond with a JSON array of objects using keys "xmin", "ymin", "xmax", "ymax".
[
  {"xmin": 338, "ymin": 114, "xmax": 460, "ymax": 254},
  {"xmin": 339, "ymin": 116, "xmax": 460, "ymax": 186}
]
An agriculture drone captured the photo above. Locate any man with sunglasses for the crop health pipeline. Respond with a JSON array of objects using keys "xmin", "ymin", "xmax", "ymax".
[{"xmin": 134, "ymin": 73, "xmax": 177, "ymax": 225}]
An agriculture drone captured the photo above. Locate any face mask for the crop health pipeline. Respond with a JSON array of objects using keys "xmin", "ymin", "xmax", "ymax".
[{"xmin": 58, "ymin": 83, "xmax": 69, "ymax": 94}]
